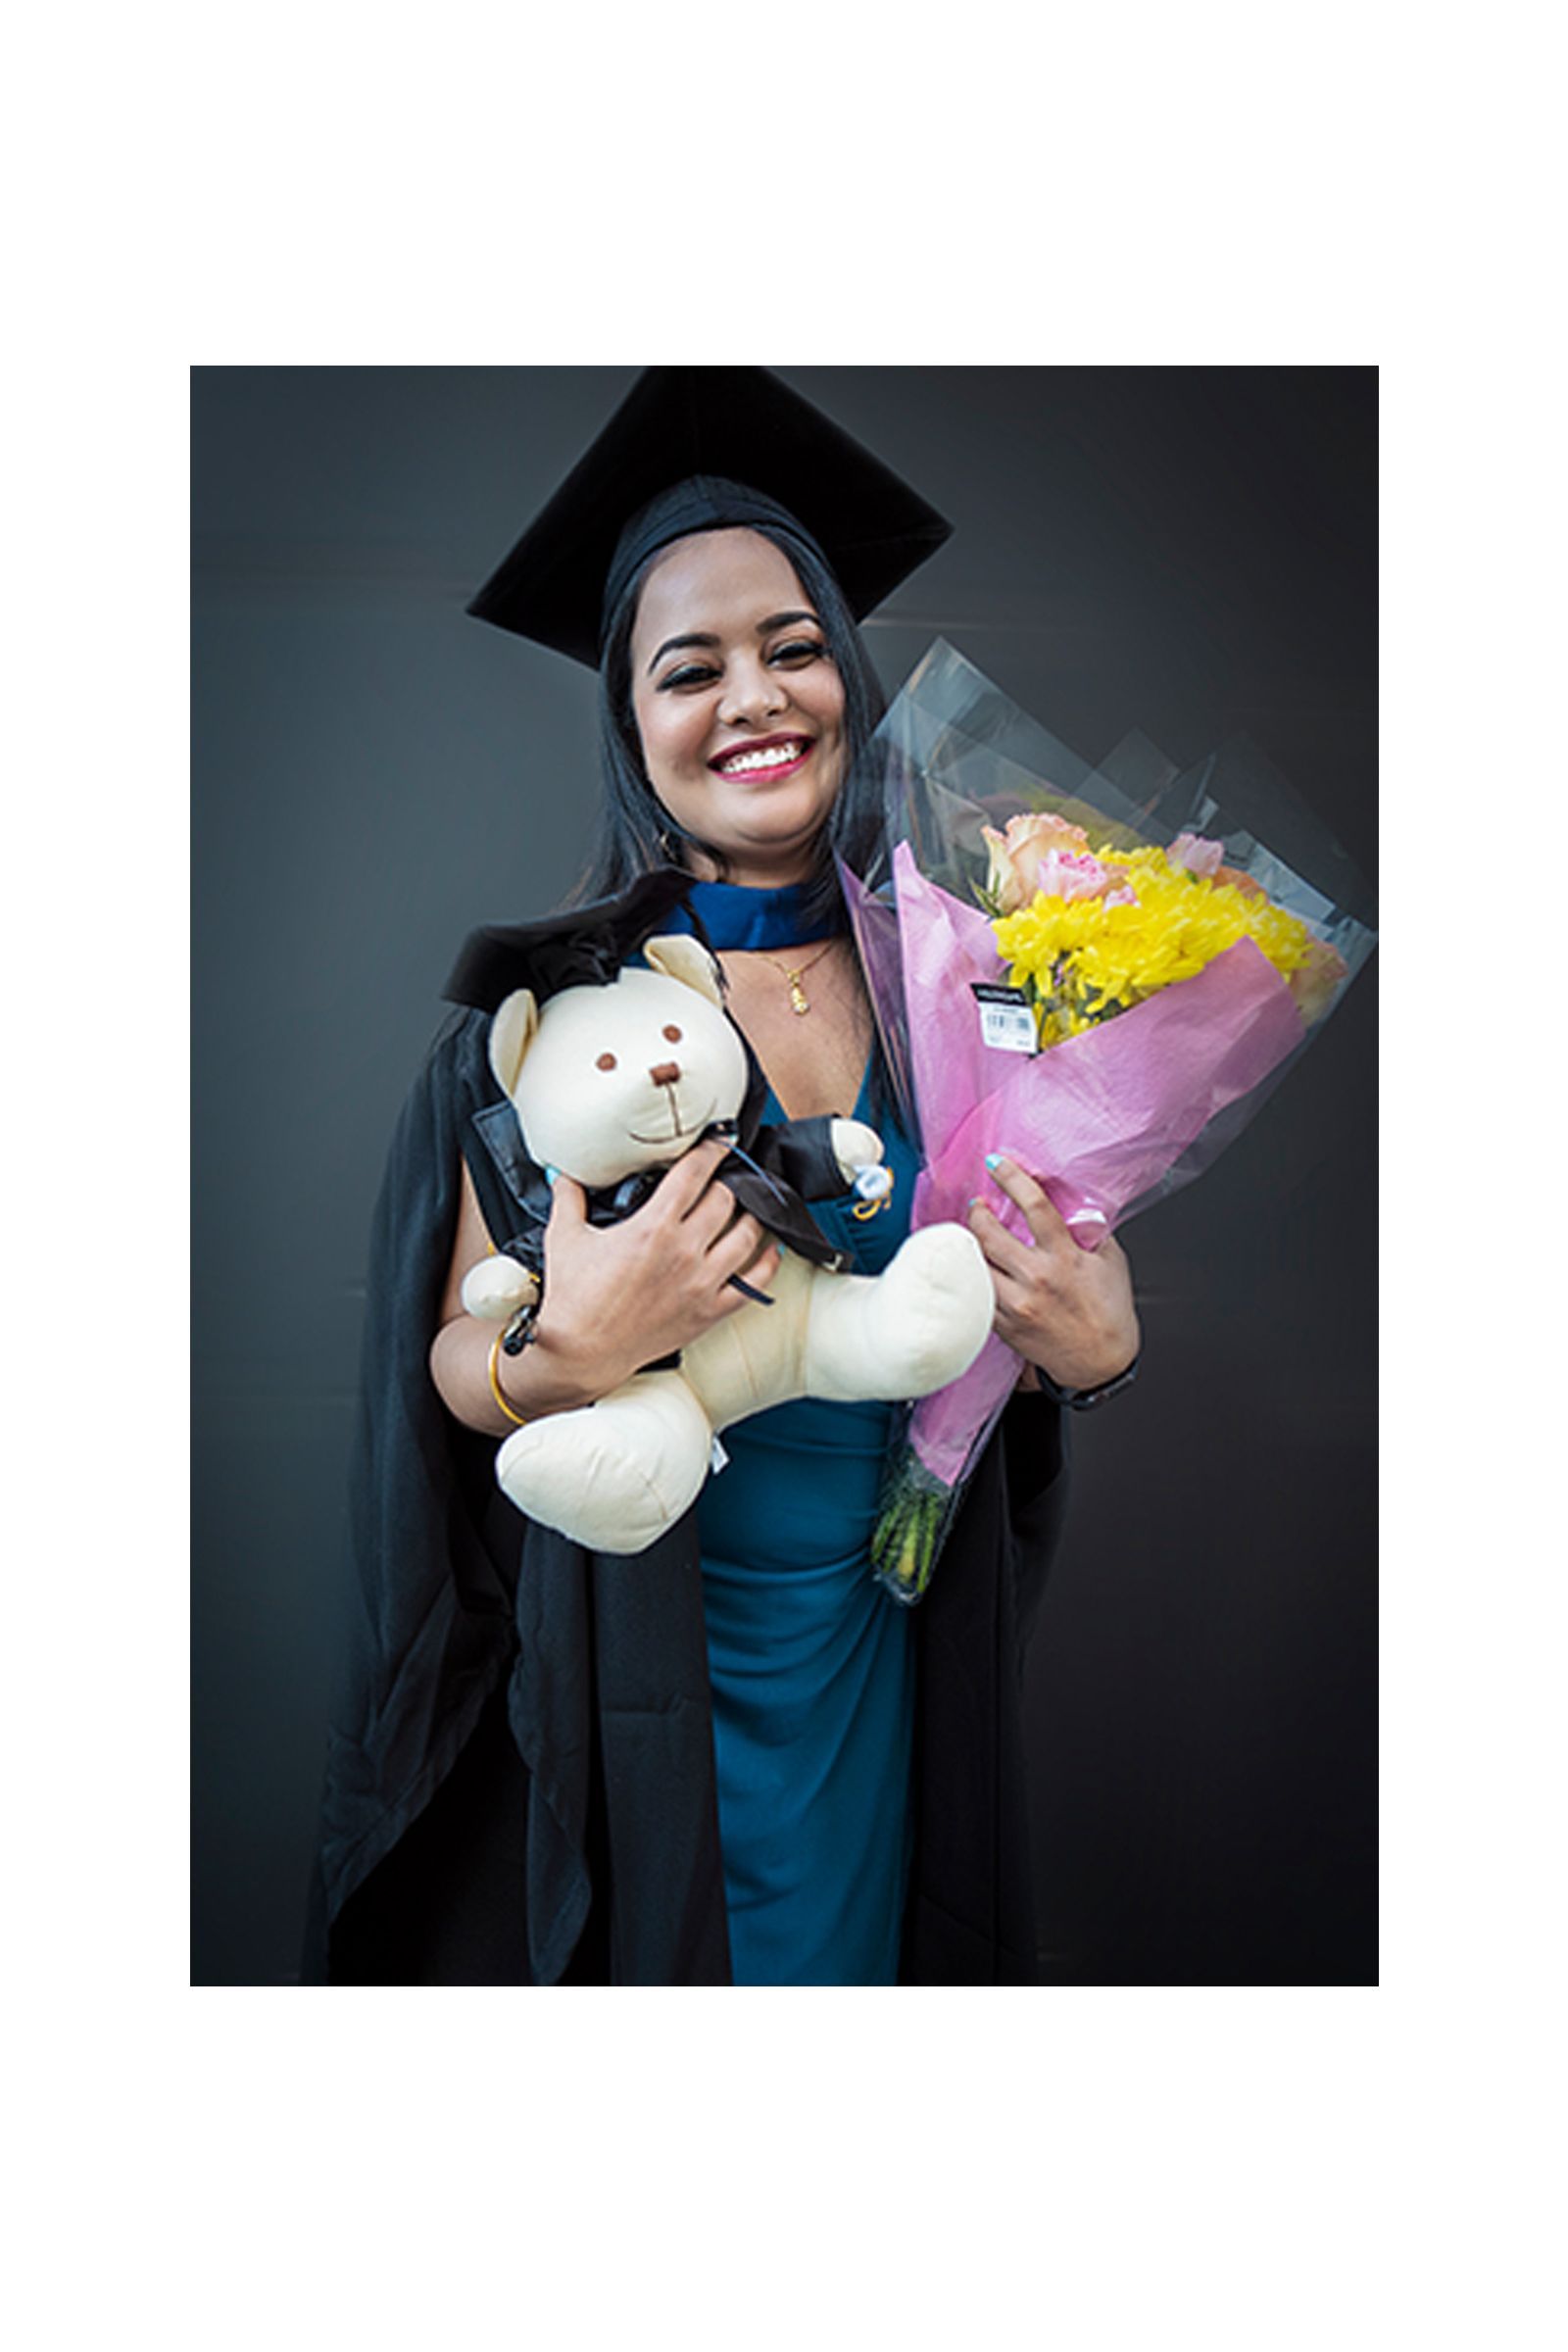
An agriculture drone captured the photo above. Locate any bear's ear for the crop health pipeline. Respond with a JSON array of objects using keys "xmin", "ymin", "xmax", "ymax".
[
  {"xmin": 643, "ymin": 934, "xmax": 725, "ymax": 1008},
  {"xmin": 489, "ymin": 988, "xmax": 540, "ymax": 1097}
]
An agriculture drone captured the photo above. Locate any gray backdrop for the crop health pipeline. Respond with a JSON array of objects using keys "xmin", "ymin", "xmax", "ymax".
[{"xmin": 191, "ymin": 366, "xmax": 1376, "ymax": 1985}]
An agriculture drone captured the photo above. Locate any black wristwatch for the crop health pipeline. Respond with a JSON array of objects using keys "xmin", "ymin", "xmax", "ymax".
[
  {"xmin": 500, "ymin": 1296, "xmax": 543, "ymax": 1356},
  {"xmin": 1032, "ymin": 1351, "xmax": 1142, "ymax": 1410},
  {"xmin": 498, "ymin": 1245, "xmax": 545, "ymax": 1356}
]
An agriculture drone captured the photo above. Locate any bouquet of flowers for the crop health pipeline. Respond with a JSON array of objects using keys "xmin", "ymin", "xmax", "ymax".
[{"xmin": 840, "ymin": 639, "xmax": 1377, "ymax": 1604}]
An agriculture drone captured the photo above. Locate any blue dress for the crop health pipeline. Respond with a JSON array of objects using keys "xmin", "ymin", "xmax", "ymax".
[{"xmin": 697, "ymin": 1068, "xmax": 922, "ymax": 1985}]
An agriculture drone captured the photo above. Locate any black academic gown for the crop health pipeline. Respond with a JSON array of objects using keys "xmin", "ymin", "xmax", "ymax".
[{"xmin": 303, "ymin": 1010, "xmax": 1071, "ymax": 1985}]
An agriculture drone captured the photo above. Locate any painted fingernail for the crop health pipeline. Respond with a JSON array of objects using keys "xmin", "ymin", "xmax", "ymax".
[{"xmin": 985, "ymin": 1152, "xmax": 1006, "ymax": 1172}]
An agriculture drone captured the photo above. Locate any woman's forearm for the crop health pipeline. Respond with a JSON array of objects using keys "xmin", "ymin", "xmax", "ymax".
[{"xmin": 428, "ymin": 1306, "xmax": 611, "ymax": 1436}]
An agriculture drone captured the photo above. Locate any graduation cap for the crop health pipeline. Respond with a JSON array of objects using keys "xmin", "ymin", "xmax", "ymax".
[
  {"xmin": 466, "ymin": 367, "xmax": 953, "ymax": 666},
  {"xmin": 443, "ymin": 867, "xmax": 701, "ymax": 1013}
]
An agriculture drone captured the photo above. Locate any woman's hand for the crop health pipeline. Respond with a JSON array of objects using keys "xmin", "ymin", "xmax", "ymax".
[
  {"xmin": 967, "ymin": 1153, "xmax": 1140, "ymax": 1393},
  {"xmin": 539, "ymin": 1137, "xmax": 781, "ymax": 1399},
  {"xmin": 429, "ymin": 1140, "xmax": 780, "ymax": 1435}
]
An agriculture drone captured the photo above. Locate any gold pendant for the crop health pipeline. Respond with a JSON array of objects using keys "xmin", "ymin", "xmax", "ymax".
[{"xmin": 788, "ymin": 976, "xmax": 809, "ymax": 1015}]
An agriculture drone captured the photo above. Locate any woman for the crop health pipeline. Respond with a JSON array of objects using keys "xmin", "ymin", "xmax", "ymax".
[{"xmin": 307, "ymin": 368, "xmax": 1140, "ymax": 1984}]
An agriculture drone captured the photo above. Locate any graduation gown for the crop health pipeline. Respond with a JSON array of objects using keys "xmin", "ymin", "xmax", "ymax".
[{"xmin": 303, "ymin": 1009, "xmax": 1072, "ymax": 1985}]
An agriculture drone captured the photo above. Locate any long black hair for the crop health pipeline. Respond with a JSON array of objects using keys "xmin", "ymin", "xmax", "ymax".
[{"xmin": 576, "ymin": 519, "xmax": 888, "ymax": 939}]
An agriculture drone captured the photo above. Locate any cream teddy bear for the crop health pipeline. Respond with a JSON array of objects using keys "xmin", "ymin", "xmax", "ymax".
[{"xmin": 460, "ymin": 927, "xmax": 994, "ymax": 1554}]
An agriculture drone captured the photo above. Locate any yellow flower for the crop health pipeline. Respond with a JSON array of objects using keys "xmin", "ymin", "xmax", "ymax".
[{"xmin": 990, "ymin": 838, "xmax": 1328, "ymax": 1048}]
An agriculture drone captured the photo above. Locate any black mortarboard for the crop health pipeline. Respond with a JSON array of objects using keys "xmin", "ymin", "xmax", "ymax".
[
  {"xmin": 466, "ymin": 367, "xmax": 953, "ymax": 666},
  {"xmin": 443, "ymin": 867, "xmax": 701, "ymax": 1013}
]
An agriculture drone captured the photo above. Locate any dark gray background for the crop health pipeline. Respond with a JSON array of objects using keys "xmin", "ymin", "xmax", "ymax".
[{"xmin": 191, "ymin": 366, "xmax": 1376, "ymax": 1986}]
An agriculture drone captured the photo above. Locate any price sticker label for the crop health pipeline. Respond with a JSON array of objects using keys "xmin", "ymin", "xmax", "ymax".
[{"xmin": 971, "ymin": 982, "xmax": 1038, "ymax": 1054}]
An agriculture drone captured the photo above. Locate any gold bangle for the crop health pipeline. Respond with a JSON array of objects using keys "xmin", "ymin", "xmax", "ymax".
[{"xmin": 487, "ymin": 1333, "xmax": 529, "ymax": 1428}]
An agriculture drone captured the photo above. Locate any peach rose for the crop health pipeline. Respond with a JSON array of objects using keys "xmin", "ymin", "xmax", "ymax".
[
  {"xmin": 1288, "ymin": 935, "xmax": 1348, "ymax": 1024},
  {"xmin": 981, "ymin": 810, "xmax": 1091, "ymax": 912}
]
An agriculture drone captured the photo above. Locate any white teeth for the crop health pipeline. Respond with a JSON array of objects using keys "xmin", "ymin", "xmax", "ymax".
[{"xmin": 717, "ymin": 741, "xmax": 807, "ymax": 774}]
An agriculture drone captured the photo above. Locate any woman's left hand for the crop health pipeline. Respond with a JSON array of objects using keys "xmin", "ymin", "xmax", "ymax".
[{"xmin": 967, "ymin": 1153, "xmax": 1141, "ymax": 1392}]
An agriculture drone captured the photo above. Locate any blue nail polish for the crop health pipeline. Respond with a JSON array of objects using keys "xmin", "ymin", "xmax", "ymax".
[
  {"xmin": 985, "ymin": 1152, "xmax": 1004, "ymax": 1171},
  {"xmin": 545, "ymin": 1164, "xmax": 561, "ymax": 1184}
]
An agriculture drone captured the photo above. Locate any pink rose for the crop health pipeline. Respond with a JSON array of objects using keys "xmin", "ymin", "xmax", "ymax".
[
  {"xmin": 1169, "ymin": 833, "xmax": 1267, "ymax": 901},
  {"xmin": 1168, "ymin": 831, "xmax": 1225, "ymax": 879}
]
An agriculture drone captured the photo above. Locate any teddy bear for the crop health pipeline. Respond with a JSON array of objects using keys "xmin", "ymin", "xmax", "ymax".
[{"xmin": 458, "ymin": 922, "xmax": 995, "ymax": 1555}]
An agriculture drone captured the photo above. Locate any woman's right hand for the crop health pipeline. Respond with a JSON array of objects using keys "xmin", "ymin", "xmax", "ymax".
[
  {"xmin": 430, "ymin": 1139, "xmax": 778, "ymax": 1437},
  {"xmin": 536, "ymin": 1137, "xmax": 780, "ymax": 1400}
]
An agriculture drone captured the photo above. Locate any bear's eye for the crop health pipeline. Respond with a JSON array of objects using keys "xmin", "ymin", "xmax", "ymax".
[
  {"xmin": 662, "ymin": 1025, "xmax": 682, "ymax": 1043},
  {"xmin": 596, "ymin": 1052, "xmax": 617, "ymax": 1071}
]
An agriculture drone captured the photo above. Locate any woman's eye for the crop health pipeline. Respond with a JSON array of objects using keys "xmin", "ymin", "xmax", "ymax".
[
  {"xmin": 771, "ymin": 637, "xmax": 827, "ymax": 666},
  {"xmin": 659, "ymin": 662, "xmax": 718, "ymax": 691}
]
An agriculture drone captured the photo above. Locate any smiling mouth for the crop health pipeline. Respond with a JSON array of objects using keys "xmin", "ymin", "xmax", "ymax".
[
  {"xmin": 627, "ymin": 1096, "xmax": 713, "ymax": 1147},
  {"xmin": 710, "ymin": 736, "xmax": 813, "ymax": 779}
]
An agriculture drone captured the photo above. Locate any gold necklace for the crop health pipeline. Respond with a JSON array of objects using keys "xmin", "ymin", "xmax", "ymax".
[{"xmin": 749, "ymin": 939, "xmax": 838, "ymax": 1016}]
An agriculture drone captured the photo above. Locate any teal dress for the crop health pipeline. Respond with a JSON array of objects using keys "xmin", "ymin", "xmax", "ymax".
[{"xmin": 697, "ymin": 1065, "xmax": 922, "ymax": 1986}]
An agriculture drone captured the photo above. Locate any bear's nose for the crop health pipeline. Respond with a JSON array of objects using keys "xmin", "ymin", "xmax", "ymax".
[{"xmin": 649, "ymin": 1060, "xmax": 681, "ymax": 1087}]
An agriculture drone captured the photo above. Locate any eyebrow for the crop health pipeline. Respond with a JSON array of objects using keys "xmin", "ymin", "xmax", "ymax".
[{"xmin": 645, "ymin": 609, "xmax": 820, "ymax": 676}]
